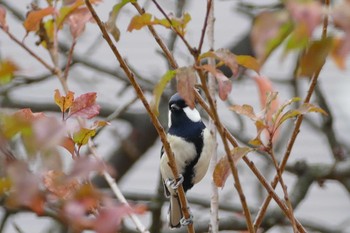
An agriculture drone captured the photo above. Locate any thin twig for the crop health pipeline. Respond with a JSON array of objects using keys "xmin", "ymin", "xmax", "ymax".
[
  {"xmin": 197, "ymin": 0, "xmax": 212, "ymax": 55},
  {"xmin": 84, "ymin": 1, "xmax": 194, "ymax": 232},
  {"xmin": 206, "ymin": 0, "xmax": 219, "ymax": 232},
  {"xmin": 1, "ymin": 29, "xmax": 57, "ymax": 75},
  {"xmin": 151, "ymin": 0, "xmax": 197, "ymax": 57},
  {"xmin": 268, "ymin": 145, "xmax": 297, "ymax": 233},
  {"xmin": 63, "ymin": 40, "xmax": 76, "ymax": 81},
  {"xmin": 253, "ymin": 0, "xmax": 330, "ymax": 229},
  {"xmin": 131, "ymin": 2, "xmax": 179, "ymax": 70}
]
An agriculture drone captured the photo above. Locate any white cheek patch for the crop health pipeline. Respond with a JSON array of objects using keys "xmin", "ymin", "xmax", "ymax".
[
  {"xmin": 183, "ymin": 107, "xmax": 201, "ymax": 122},
  {"xmin": 168, "ymin": 110, "xmax": 172, "ymax": 128}
]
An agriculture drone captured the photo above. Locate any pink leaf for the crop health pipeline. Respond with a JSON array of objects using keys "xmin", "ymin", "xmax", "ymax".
[
  {"xmin": 67, "ymin": 8, "xmax": 93, "ymax": 39},
  {"xmin": 176, "ymin": 67, "xmax": 196, "ymax": 109},
  {"xmin": 68, "ymin": 157, "xmax": 115, "ymax": 180},
  {"xmin": 213, "ymin": 48, "xmax": 239, "ymax": 77},
  {"xmin": 286, "ymin": 0, "xmax": 323, "ymax": 36},
  {"xmin": 251, "ymin": 11, "xmax": 290, "ymax": 62},
  {"xmin": 253, "ymin": 75, "xmax": 278, "ymax": 115},
  {"xmin": 0, "ymin": 6, "xmax": 8, "ymax": 31},
  {"xmin": 93, "ymin": 205, "xmax": 133, "ymax": 233},
  {"xmin": 200, "ymin": 64, "xmax": 232, "ymax": 100},
  {"xmin": 68, "ymin": 92, "xmax": 100, "ymax": 119},
  {"xmin": 332, "ymin": 1, "xmax": 350, "ymax": 34}
]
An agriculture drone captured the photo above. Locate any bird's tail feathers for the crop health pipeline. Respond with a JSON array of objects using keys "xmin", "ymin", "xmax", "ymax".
[{"xmin": 168, "ymin": 194, "xmax": 183, "ymax": 228}]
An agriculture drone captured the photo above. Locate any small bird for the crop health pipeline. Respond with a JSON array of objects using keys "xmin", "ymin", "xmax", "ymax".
[{"xmin": 160, "ymin": 93, "xmax": 215, "ymax": 228}]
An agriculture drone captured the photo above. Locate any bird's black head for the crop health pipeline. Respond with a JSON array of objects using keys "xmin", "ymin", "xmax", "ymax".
[{"xmin": 168, "ymin": 93, "xmax": 202, "ymax": 129}]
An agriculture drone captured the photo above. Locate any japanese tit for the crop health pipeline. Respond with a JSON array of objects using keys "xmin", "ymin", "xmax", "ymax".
[{"xmin": 160, "ymin": 93, "xmax": 215, "ymax": 228}]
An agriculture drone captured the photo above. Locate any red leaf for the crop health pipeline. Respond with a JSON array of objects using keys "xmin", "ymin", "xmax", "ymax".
[
  {"xmin": 67, "ymin": 8, "xmax": 93, "ymax": 39},
  {"xmin": 200, "ymin": 64, "xmax": 232, "ymax": 100},
  {"xmin": 69, "ymin": 92, "xmax": 100, "ymax": 119},
  {"xmin": 60, "ymin": 136, "xmax": 76, "ymax": 157},
  {"xmin": 14, "ymin": 108, "xmax": 46, "ymax": 122},
  {"xmin": 43, "ymin": 170, "xmax": 79, "ymax": 199},
  {"xmin": 23, "ymin": 7, "xmax": 56, "ymax": 32},
  {"xmin": 176, "ymin": 67, "xmax": 196, "ymax": 109},
  {"xmin": 0, "ymin": 6, "xmax": 8, "ymax": 31}
]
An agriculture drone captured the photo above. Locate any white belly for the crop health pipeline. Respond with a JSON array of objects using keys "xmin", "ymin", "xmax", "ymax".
[{"xmin": 160, "ymin": 128, "xmax": 215, "ymax": 185}]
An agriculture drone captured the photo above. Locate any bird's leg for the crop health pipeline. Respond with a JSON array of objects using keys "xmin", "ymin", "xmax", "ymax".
[
  {"xmin": 165, "ymin": 174, "xmax": 184, "ymax": 191},
  {"xmin": 180, "ymin": 207, "xmax": 193, "ymax": 226}
]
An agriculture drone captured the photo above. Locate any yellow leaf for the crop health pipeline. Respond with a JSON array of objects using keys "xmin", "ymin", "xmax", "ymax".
[
  {"xmin": 54, "ymin": 89, "xmax": 75, "ymax": 113},
  {"xmin": 127, "ymin": 13, "xmax": 153, "ymax": 31},
  {"xmin": 0, "ymin": 60, "xmax": 19, "ymax": 85},
  {"xmin": 235, "ymin": 55, "xmax": 260, "ymax": 74},
  {"xmin": 73, "ymin": 128, "xmax": 96, "ymax": 146}
]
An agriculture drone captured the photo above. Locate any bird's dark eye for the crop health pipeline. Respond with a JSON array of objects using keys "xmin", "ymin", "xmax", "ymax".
[{"xmin": 170, "ymin": 103, "xmax": 181, "ymax": 112}]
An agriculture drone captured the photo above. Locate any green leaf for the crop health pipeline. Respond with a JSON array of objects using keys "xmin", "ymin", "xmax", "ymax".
[
  {"xmin": 272, "ymin": 97, "xmax": 301, "ymax": 123},
  {"xmin": 150, "ymin": 70, "xmax": 177, "ymax": 116},
  {"xmin": 298, "ymin": 103, "xmax": 328, "ymax": 115},
  {"xmin": 264, "ymin": 21, "xmax": 293, "ymax": 61},
  {"xmin": 106, "ymin": 0, "xmax": 136, "ymax": 42},
  {"xmin": 284, "ymin": 23, "xmax": 310, "ymax": 52},
  {"xmin": 298, "ymin": 37, "xmax": 333, "ymax": 77},
  {"xmin": 235, "ymin": 55, "xmax": 260, "ymax": 74},
  {"xmin": 276, "ymin": 102, "xmax": 327, "ymax": 129},
  {"xmin": 127, "ymin": 12, "xmax": 191, "ymax": 36},
  {"xmin": 73, "ymin": 128, "xmax": 96, "ymax": 146}
]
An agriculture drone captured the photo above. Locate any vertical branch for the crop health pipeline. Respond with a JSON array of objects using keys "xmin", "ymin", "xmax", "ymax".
[
  {"xmin": 253, "ymin": 0, "xmax": 330, "ymax": 229},
  {"xmin": 84, "ymin": 1, "xmax": 194, "ymax": 232},
  {"xmin": 197, "ymin": 71, "xmax": 255, "ymax": 233},
  {"xmin": 206, "ymin": 0, "xmax": 219, "ymax": 232}
]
